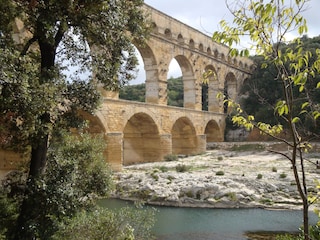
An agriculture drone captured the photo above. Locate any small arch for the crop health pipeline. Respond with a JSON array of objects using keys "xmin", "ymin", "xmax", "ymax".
[
  {"xmin": 151, "ymin": 22, "xmax": 158, "ymax": 33},
  {"xmin": 172, "ymin": 117, "xmax": 197, "ymax": 155},
  {"xmin": 178, "ymin": 33, "xmax": 184, "ymax": 44},
  {"xmin": 189, "ymin": 39, "xmax": 195, "ymax": 49},
  {"xmin": 214, "ymin": 49, "xmax": 219, "ymax": 58},
  {"xmin": 239, "ymin": 61, "xmax": 243, "ymax": 68},
  {"xmin": 221, "ymin": 53, "xmax": 226, "ymax": 61},
  {"xmin": 207, "ymin": 47, "xmax": 212, "ymax": 55},
  {"xmin": 164, "ymin": 28, "xmax": 172, "ymax": 38},
  {"xmin": 205, "ymin": 120, "xmax": 222, "ymax": 142},
  {"xmin": 199, "ymin": 43, "xmax": 204, "ymax": 51},
  {"xmin": 123, "ymin": 113, "xmax": 161, "ymax": 165},
  {"xmin": 233, "ymin": 59, "xmax": 238, "ymax": 66}
]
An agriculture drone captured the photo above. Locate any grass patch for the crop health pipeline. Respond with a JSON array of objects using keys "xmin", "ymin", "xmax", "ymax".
[
  {"xmin": 229, "ymin": 144, "xmax": 265, "ymax": 152},
  {"xmin": 158, "ymin": 166, "xmax": 169, "ymax": 172}
]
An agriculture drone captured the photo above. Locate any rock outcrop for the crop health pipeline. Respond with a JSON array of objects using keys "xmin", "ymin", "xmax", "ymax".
[{"xmin": 112, "ymin": 148, "xmax": 320, "ymax": 210}]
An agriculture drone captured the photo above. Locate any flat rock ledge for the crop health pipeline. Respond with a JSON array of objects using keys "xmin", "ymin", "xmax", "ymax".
[{"xmin": 111, "ymin": 149, "xmax": 320, "ymax": 210}]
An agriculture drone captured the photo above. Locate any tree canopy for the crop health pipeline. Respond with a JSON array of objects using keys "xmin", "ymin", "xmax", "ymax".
[
  {"xmin": 212, "ymin": 0, "xmax": 320, "ymax": 239},
  {"xmin": 0, "ymin": 0, "xmax": 150, "ymax": 238}
]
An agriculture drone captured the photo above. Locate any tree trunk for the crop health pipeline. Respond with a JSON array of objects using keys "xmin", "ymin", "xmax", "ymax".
[
  {"xmin": 13, "ymin": 35, "xmax": 56, "ymax": 239},
  {"xmin": 303, "ymin": 199, "xmax": 310, "ymax": 240}
]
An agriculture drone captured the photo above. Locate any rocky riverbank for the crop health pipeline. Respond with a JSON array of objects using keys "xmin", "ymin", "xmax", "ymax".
[{"xmin": 112, "ymin": 143, "xmax": 320, "ymax": 210}]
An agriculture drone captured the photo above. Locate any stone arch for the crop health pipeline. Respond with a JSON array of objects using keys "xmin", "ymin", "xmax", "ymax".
[
  {"xmin": 123, "ymin": 112, "xmax": 161, "ymax": 165},
  {"xmin": 177, "ymin": 33, "xmax": 184, "ymax": 44},
  {"xmin": 199, "ymin": 43, "xmax": 204, "ymax": 51},
  {"xmin": 205, "ymin": 120, "xmax": 222, "ymax": 142},
  {"xmin": 171, "ymin": 117, "xmax": 197, "ymax": 155},
  {"xmin": 204, "ymin": 65, "xmax": 221, "ymax": 112},
  {"xmin": 164, "ymin": 28, "xmax": 172, "ymax": 38},
  {"xmin": 207, "ymin": 47, "xmax": 212, "ymax": 55},
  {"xmin": 189, "ymin": 39, "xmax": 195, "ymax": 49},
  {"xmin": 224, "ymin": 72, "xmax": 237, "ymax": 113},
  {"xmin": 174, "ymin": 54, "xmax": 196, "ymax": 109},
  {"xmin": 214, "ymin": 49, "xmax": 219, "ymax": 58},
  {"xmin": 135, "ymin": 42, "xmax": 160, "ymax": 104},
  {"xmin": 80, "ymin": 110, "xmax": 107, "ymax": 134},
  {"xmin": 151, "ymin": 22, "xmax": 158, "ymax": 33},
  {"xmin": 221, "ymin": 53, "xmax": 226, "ymax": 61}
]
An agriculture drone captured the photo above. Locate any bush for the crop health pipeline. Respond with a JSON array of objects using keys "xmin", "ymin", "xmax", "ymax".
[
  {"xmin": 164, "ymin": 154, "xmax": 178, "ymax": 162},
  {"xmin": 217, "ymin": 156, "xmax": 223, "ymax": 161},
  {"xmin": 1, "ymin": 132, "xmax": 115, "ymax": 239},
  {"xmin": 216, "ymin": 170, "xmax": 225, "ymax": 176},
  {"xmin": 280, "ymin": 173, "xmax": 287, "ymax": 179},
  {"xmin": 257, "ymin": 173, "xmax": 263, "ymax": 179},
  {"xmin": 52, "ymin": 206, "xmax": 156, "ymax": 240},
  {"xmin": 159, "ymin": 166, "xmax": 169, "ymax": 172},
  {"xmin": 175, "ymin": 164, "xmax": 190, "ymax": 173}
]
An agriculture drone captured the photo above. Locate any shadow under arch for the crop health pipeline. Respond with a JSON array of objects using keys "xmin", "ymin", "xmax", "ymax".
[
  {"xmin": 123, "ymin": 112, "xmax": 161, "ymax": 165},
  {"xmin": 205, "ymin": 120, "xmax": 223, "ymax": 142},
  {"xmin": 171, "ymin": 117, "xmax": 197, "ymax": 155},
  {"xmin": 173, "ymin": 55, "xmax": 196, "ymax": 109}
]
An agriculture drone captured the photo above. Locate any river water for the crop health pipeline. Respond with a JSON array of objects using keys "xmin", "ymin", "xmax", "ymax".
[{"xmin": 100, "ymin": 199, "xmax": 317, "ymax": 240}]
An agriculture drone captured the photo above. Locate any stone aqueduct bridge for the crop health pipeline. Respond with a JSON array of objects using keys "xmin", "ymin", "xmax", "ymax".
[{"xmin": 87, "ymin": 4, "xmax": 253, "ymax": 171}]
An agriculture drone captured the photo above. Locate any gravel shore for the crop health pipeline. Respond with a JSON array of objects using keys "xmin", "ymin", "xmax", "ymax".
[{"xmin": 112, "ymin": 143, "xmax": 320, "ymax": 210}]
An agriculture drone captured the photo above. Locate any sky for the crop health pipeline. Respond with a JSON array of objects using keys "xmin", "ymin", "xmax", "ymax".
[{"xmin": 130, "ymin": 0, "xmax": 320, "ymax": 84}]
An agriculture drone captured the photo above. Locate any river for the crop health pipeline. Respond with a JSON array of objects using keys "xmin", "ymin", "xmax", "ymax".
[{"xmin": 100, "ymin": 199, "xmax": 318, "ymax": 240}]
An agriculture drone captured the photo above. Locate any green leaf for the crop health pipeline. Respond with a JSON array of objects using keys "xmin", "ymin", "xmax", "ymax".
[{"xmin": 292, "ymin": 117, "xmax": 300, "ymax": 123}]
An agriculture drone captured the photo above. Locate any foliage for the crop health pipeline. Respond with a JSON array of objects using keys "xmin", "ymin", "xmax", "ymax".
[
  {"xmin": 215, "ymin": 170, "xmax": 225, "ymax": 176},
  {"xmin": 0, "ymin": 0, "xmax": 150, "ymax": 237},
  {"xmin": 164, "ymin": 154, "xmax": 178, "ymax": 162},
  {"xmin": 0, "ymin": 132, "xmax": 114, "ymax": 239},
  {"xmin": 52, "ymin": 206, "xmax": 156, "ymax": 240},
  {"xmin": 167, "ymin": 77, "xmax": 184, "ymax": 107},
  {"xmin": 240, "ymin": 36, "xmax": 320, "ymax": 135},
  {"xmin": 175, "ymin": 164, "xmax": 190, "ymax": 173},
  {"xmin": 212, "ymin": 0, "xmax": 320, "ymax": 239},
  {"xmin": 119, "ymin": 83, "xmax": 146, "ymax": 102}
]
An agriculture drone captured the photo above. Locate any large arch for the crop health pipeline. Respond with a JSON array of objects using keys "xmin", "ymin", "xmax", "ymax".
[
  {"xmin": 205, "ymin": 120, "xmax": 223, "ymax": 142},
  {"xmin": 135, "ymin": 42, "xmax": 161, "ymax": 104},
  {"xmin": 204, "ymin": 65, "xmax": 221, "ymax": 112},
  {"xmin": 123, "ymin": 113, "xmax": 161, "ymax": 165},
  {"xmin": 224, "ymin": 72, "xmax": 237, "ymax": 113},
  {"xmin": 171, "ymin": 117, "xmax": 197, "ymax": 155},
  {"xmin": 174, "ymin": 55, "xmax": 196, "ymax": 109}
]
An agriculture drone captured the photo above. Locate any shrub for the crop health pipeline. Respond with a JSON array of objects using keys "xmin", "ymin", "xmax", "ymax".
[
  {"xmin": 150, "ymin": 173, "xmax": 159, "ymax": 181},
  {"xmin": 257, "ymin": 173, "xmax": 263, "ymax": 179},
  {"xmin": 279, "ymin": 173, "xmax": 287, "ymax": 179},
  {"xmin": 164, "ymin": 154, "xmax": 178, "ymax": 162},
  {"xmin": 217, "ymin": 156, "xmax": 223, "ymax": 161},
  {"xmin": 227, "ymin": 192, "xmax": 237, "ymax": 201},
  {"xmin": 272, "ymin": 167, "xmax": 278, "ymax": 172},
  {"xmin": 52, "ymin": 206, "xmax": 156, "ymax": 240},
  {"xmin": 216, "ymin": 170, "xmax": 225, "ymax": 176},
  {"xmin": 175, "ymin": 164, "xmax": 190, "ymax": 173},
  {"xmin": 159, "ymin": 166, "xmax": 169, "ymax": 172}
]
